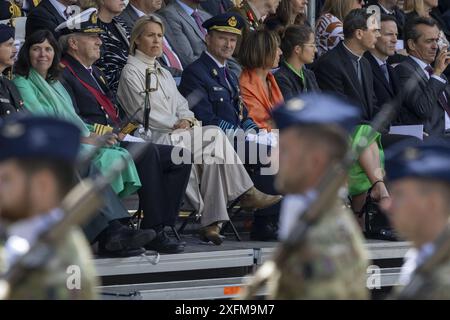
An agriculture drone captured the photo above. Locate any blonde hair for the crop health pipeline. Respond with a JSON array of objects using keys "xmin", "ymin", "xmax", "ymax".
[
  {"xmin": 321, "ymin": 0, "xmax": 356, "ymax": 21},
  {"xmin": 129, "ymin": 14, "xmax": 165, "ymax": 55},
  {"xmin": 403, "ymin": 0, "xmax": 428, "ymax": 16}
]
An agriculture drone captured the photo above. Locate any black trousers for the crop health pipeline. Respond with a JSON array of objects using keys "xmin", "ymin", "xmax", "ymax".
[
  {"xmin": 80, "ymin": 163, "xmax": 130, "ymax": 243},
  {"xmin": 122, "ymin": 142, "xmax": 191, "ymax": 229},
  {"xmin": 233, "ymin": 139, "xmax": 281, "ymax": 221}
]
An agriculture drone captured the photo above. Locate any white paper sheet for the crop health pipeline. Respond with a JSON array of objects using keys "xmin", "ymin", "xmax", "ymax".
[{"xmin": 389, "ymin": 125, "xmax": 423, "ymax": 140}]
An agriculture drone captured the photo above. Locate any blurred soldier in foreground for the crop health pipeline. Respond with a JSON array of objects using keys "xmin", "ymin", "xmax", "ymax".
[
  {"xmin": 0, "ymin": 116, "xmax": 98, "ymax": 299},
  {"xmin": 265, "ymin": 93, "xmax": 369, "ymax": 299},
  {"xmin": 382, "ymin": 140, "xmax": 450, "ymax": 299}
]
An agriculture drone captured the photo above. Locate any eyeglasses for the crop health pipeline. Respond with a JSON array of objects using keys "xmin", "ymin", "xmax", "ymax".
[{"xmin": 302, "ymin": 43, "xmax": 317, "ymax": 48}]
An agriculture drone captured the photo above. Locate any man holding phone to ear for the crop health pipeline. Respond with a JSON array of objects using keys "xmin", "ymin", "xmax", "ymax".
[{"xmin": 396, "ymin": 17, "xmax": 450, "ymax": 137}]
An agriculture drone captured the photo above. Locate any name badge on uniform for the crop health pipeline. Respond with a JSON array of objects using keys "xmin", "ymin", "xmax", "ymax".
[
  {"xmin": 0, "ymin": 98, "xmax": 11, "ymax": 104},
  {"xmin": 212, "ymin": 86, "xmax": 225, "ymax": 91}
]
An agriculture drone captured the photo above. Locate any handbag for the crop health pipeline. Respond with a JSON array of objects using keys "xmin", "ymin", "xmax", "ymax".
[{"xmin": 358, "ymin": 181, "xmax": 398, "ymax": 241}]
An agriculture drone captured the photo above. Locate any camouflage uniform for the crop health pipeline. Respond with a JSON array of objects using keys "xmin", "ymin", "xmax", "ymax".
[
  {"xmin": 266, "ymin": 199, "xmax": 369, "ymax": 299},
  {"xmin": 0, "ymin": 227, "xmax": 98, "ymax": 300}
]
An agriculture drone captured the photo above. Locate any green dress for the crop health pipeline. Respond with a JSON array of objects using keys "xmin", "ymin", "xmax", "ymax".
[
  {"xmin": 348, "ymin": 124, "xmax": 384, "ymax": 196},
  {"xmin": 13, "ymin": 69, "xmax": 141, "ymax": 197}
]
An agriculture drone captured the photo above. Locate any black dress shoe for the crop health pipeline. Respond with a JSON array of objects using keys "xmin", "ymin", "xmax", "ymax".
[
  {"xmin": 250, "ymin": 223, "xmax": 278, "ymax": 241},
  {"xmin": 100, "ymin": 224, "xmax": 157, "ymax": 252},
  {"xmin": 145, "ymin": 231, "xmax": 185, "ymax": 254}
]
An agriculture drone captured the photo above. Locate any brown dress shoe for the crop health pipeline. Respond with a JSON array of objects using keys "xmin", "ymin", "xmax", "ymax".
[
  {"xmin": 199, "ymin": 223, "xmax": 223, "ymax": 245},
  {"xmin": 238, "ymin": 187, "xmax": 282, "ymax": 210}
]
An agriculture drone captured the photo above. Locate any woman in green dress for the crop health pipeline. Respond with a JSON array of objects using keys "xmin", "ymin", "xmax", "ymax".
[{"xmin": 12, "ymin": 30, "xmax": 141, "ymax": 198}]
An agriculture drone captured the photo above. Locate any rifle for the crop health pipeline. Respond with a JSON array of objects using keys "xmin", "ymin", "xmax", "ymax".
[
  {"xmin": 0, "ymin": 141, "xmax": 150, "ymax": 300},
  {"xmin": 240, "ymin": 75, "xmax": 421, "ymax": 299}
]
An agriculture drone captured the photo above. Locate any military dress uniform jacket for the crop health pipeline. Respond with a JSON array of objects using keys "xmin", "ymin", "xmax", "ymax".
[
  {"xmin": 0, "ymin": 75, "xmax": 24, "ymax": 118},
  {"xmin": 60, "ymin": 54, "xmax": 119, "ymax": 127},
  {"xmin": 266, "ymin": 198, "xmax": 370, "ymax": 299},
  {"xmin": 178, "ymin": 52, "xmax": 259, "ymax": 133},
  {"xmin": 228, "ymin": 0, "xmax": 262, "ymax": 57}
]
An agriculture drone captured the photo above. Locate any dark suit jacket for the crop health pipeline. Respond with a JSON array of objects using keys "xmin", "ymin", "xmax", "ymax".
[
  {"xmin": 118, "ymin": 5, "xmax": 182, "ymax": 77},
  {"xmin": 200, "ymin": 0, "xmax": 234, "ymax": 16},
  {"xmin": 60, "ymin": 54, "xmax": 120, "ymax": 127},
  {"xmin": 396, "ymin": 56, "xmax": 449, "ymax": 136},
  {"xmin": 364, "ymin": 51, "xmax": 402, "ymax": 130},
  {"xmin": 274, "ymin": 62, "xmax": 320, "ymax": 100},
  {"xmin": 25, "ymin": 0, "xmax": 66, "ymax": 38},
  {"xmin": 179, "ymin": 52, "xmax": 257, "ymax": 131},
  {"xmin": 158, "ymin": 1, "xmax": 211, "ymax": 67},
  {"xmin": 312, "ymin": 42, "xmax": 377, "ymax": 123}
]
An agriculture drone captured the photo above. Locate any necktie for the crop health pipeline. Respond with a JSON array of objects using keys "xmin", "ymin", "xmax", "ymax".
[
  {"xmin": 220, "ymin": 67, "xmax": 233, "ymax": 93},
  {"xmin": 425, "ymin": 65, "xmax": 450, "ymax": 118},
  {"xmin": 191, "ymin": 10, "xmax": 207, "ymax": 37},
  {"xmin": 87, "ymin": 68, "xmax": 105, "ymax": 94},
  {"xmin": 380, "ymin": 63, "xmax": 390, "ymax": 83},
  {"xmin": 162, "ymin": 39, "xmax": 183, "ymax": 71}
]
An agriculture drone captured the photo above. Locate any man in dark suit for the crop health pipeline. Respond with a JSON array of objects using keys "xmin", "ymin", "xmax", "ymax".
[
  {"xmin": 179, "ymin": 13, "xmax": 281, "ymax": 241},
  {"xmin": 313, "ymin": 9, "xmax": 380, "ymax": 124},
  {"xmin": 313, "ymin": 9, "xmax": 390, "ymax": 223},
  {"xmin": 25, "ymin": 0, "xmax": 78, "ymax": 38},
  {"xmin": 396, "ymin": 17, "xmax": 450, "ymax": 137},
  {"xmin": 365, "ymin": 15, "xmax": 400, "ymax": 108},
  {"xmin": 56, "ymin": 14, "xmax": 191, "ymax": 254},
  {"xmin": 118, "ymin": 0, "xmax": 183, "ymax": 77},
  {"xmin": 158, "ymin": 0, "xmax": 211, "ymax": 67},
  {"xmin": 364, "ymin": 14, "xmax": 415, "ymax": 149},
  {"xmin": 200, "ymin": 0, "xmax": 234, "ymax": 16}
]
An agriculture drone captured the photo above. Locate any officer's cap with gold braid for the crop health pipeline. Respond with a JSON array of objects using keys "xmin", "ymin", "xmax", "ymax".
[
  {"xmin": 55, "ymin": 8, "xmax": 104, "ymax": 36},
  {"xmin": 202, "ymin": 13, "xmax": 245, "ymax": 35},
  {"xmin": 385, "ymin": 139, "xmax": 450, "ymax": 184}
]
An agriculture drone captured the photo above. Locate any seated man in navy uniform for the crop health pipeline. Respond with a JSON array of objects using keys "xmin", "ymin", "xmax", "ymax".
[
  {"xmin": 179, "ymin": 12, "xmax": 281, "ymax": 241},
  {"xmin": 0, "ymin": 24, "xmax": 23, "ymax": 117},
  {"xmin": 56, "ymin": 9, "xmax": 192, "ymax": 254}
]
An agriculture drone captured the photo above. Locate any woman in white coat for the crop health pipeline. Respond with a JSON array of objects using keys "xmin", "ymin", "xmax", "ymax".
[{"xmin": 117, "ymin": 14, "xmax": 282, "ymax": 245}]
